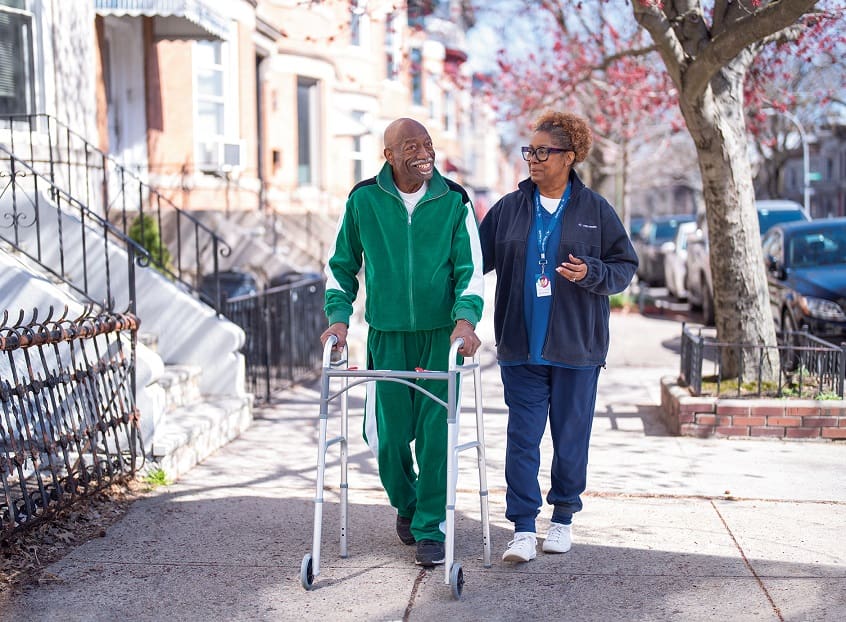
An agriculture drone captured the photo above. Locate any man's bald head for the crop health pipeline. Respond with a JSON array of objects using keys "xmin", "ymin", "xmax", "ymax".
[
  {"xmin": 384, "ymin": 118, "xmax": 425, "ymax": 148},
  {"xmin": 383, "ymin": 118, "xmax": 435, "ymax": 193}
]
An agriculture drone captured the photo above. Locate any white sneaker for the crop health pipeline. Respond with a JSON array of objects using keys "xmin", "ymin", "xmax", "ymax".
[
  {"xmin": 542, "ymin": 523, "xmax": 572, "ymax": 553},
  {"xmin": 501, "ymin": 532, "xmax": 537, "ymax": 562}
]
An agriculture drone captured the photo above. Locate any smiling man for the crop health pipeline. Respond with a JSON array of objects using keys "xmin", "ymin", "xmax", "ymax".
[{"xmin": 321, "ymin": 117, "xmax": 484, "ymax": 567}]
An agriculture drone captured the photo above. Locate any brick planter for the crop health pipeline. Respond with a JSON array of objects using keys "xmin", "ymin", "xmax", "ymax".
[{"xmin": 660, "ymin": 376, "xmax": 846, "ymax": 440}]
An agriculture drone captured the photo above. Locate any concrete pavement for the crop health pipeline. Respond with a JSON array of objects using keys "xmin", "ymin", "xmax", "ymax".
[{"xmin": 1, "ymin": 285, "xmax": 845, "ymax": 621}]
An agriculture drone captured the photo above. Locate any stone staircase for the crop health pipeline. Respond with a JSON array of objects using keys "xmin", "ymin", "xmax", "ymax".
[
  {"xmin": 147, "ymin": 362, "xmax": 252, "ymax": 480},
  {"xmin": 0, "ymin": 232, "xmax": 253, "ymax": 484}
]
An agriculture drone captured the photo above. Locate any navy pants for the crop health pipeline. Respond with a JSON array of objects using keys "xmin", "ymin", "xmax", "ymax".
[{"xmin": 500, "ymin": 364, "xmax": 601, "ymax": 533}]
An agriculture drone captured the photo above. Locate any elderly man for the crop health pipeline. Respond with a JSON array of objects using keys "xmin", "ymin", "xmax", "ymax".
[{"xmin": 321, "ymin": 118, "xmax": 484, "ymax": 567}]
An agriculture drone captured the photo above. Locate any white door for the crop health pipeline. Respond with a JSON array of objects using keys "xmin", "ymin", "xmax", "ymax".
[{"xmin": 103, "ymin": 17, "xmax": 148, "ymax": 176}]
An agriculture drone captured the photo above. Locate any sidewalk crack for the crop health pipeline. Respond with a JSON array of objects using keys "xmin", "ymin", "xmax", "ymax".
[
  {"xmin": 402, "ymin": 568, "xmax": 428, "ymax": 621},
  {"xmin": 711, "ymin": 499, "xmax": 784, "ymax": 622}
]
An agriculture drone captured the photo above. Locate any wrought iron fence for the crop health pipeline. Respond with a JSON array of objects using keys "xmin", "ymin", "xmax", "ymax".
[
  {"xmin": 225, "ymin": 276, "xmax": 325, "ymax": 402},
  {"xmin": 1, "ymin": 113, "xmax": 232, "ymax": 313},
  {"xmin": 679, "ymin": 323, "xmax": 845, "ymax": 399},
  {"xmin": 1, "ymin": 306, "xmax": 141, "ymax": 539}
]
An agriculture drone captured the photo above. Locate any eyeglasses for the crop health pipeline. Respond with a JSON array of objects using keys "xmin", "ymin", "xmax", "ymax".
[{"xmin": 521, "ymin": 146, "xmax": 569, "ymax": 162}]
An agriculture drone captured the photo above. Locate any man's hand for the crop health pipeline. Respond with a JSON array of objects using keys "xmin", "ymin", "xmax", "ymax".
[
  {"xmin": 321, "ymin": 322, "xmax": 348, "ymax": 350},
  {"xmin": 450, "ymin": 319, "xmax": 481, "ymax": 357}
]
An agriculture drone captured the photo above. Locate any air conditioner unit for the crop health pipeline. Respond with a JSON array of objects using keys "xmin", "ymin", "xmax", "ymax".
[
  {"xmin": 220, "ymin": 141, "xmax": 244, "ymax": 171},
  {"xmin": 198, "ymin": 139, "xmax": 244, "ymax": 172}
]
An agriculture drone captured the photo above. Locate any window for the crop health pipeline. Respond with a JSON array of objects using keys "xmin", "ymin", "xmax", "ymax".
[
  {"xmin": 384, "ymin": 12, "xmax": 399, "ymax": 80},
  {"xmin": 351, "ymin": 110, "xmax": 365, "ymax": 183},
  {"xmin": 297, "ymin": 77, "xmax": 319, "ymax": 185},
  {"xmin": 410, "ymin": 48, "xmax": 422, "ymax": 106},
  {"xmin": 195, "ymin": 40, "xmax": 226, "ymax": 169},
  {"xmin": 443, "ymin": 90, "xmax": 454, "ymax": 133},
  {"xmin": 349, "ymin": 1, "xmax": 363, "ymax": 46},
  {"xmin": 0, "ymin": 0, "xmax": 35, "ymax": 115}
]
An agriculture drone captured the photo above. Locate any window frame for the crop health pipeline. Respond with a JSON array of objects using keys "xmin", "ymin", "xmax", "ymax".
[
  {"xmin": 193, "ymin": 37, "xmax": 239, "ymax": 172},
  {"xmin": 0, "ymin": 1, "xmax": 36, "ymax": 116}
]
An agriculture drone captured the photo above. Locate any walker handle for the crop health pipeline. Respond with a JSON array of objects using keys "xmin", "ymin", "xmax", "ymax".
[
  {"xmin": 322, "ymin": 334, "xmax": 339, "ymax": 367},
  {"xmin": 448, "ymin": 338, "xmax": 465, "ymax": 369}
]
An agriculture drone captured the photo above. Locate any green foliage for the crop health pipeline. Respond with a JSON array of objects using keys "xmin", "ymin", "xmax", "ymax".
[
  {"xmin": 609, "ymin": 292, "xmax": 635, "ymax": 310},
  {"xmin": 142, "ymin": 468, "xmax": 170, "ymax": 489},
  {"xmin": 128, "ymin": 213, "xmax": 173, "ymax": 274},
  {"xmin": 699, "ymin": 374, "xmax": 842, "ymax": 401}
]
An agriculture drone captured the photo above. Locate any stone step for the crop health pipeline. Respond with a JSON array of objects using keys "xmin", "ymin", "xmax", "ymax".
[
  {"xmin": 157, "ymin": 364, "xmax": 203, "ymax": 412},
  {"xmin": 147, "ymin": 395, "xmax": 253, "ymax": 481},
  {"xmin": 138, "ymin": 332, "xmax": 158, "ymax": 353}
]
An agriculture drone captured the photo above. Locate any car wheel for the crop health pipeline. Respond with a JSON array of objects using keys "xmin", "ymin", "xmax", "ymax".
[{"xmin": 701, "ymin": 282, "xmax": 715, "ymax": 326}]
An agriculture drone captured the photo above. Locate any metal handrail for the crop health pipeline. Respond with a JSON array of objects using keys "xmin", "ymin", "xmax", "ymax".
[
  {"xmin": 1, "ymin": 113, "xmax": 232, "ymax": 312},
  {"xmin": 0, "ymin": 144, "xmax": 151, "ymax": 315}
]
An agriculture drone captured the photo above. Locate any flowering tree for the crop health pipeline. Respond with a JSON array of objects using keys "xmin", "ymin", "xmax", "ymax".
[
  {"xmin": 746, "ymin": 21, "xmax": 845, "ymax": 201},
  {"xmin": 478, "ymin": 0, "xmax": 843, "ymax": 378}
]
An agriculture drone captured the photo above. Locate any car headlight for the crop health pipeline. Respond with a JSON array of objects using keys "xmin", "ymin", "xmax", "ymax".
[{"xmin": 797, "ymin": 295, "xmax": 846, "ymax": 321}]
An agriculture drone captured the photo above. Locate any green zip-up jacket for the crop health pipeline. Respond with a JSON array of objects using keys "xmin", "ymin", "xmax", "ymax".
[{"xmin": 324, "ymin": 163, "xmax": 484, "ymax": 332}]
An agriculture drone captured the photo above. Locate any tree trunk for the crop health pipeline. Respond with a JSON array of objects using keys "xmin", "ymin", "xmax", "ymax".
[{"xmin": 679, "ymin": 65, "xmax": 779, "ymax": 379}]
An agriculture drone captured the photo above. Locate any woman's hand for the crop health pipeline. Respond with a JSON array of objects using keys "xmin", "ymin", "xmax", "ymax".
[{"xmin": 556, "ymin": 253, "xmax": 587, "ymax": 283}]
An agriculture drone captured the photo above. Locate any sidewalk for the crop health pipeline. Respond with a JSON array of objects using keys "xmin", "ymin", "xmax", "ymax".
[{"xmin": 2, "ymin": 300, "xmax": 844, "ymax": 621}]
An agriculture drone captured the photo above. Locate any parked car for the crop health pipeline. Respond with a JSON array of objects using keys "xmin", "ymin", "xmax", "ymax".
[
  {"xmin": 199, "ymin": 269, "xmax": 259, "ymax": 305},
  {"xmin": 686, "ymin": 200, "xmax": 810, "ymax": 325},
  {"xmin": 632, "ymin": 214, "xmax": 695, "ymax": 286},
  {"xmin": 761, "ymin": 217, "xmax": 846, "ymax": 344},
  {"xmin": 629, "ymin": 216, "xmax": 645, "ymax": 240},
  {"xmin": 268, "ymin": 270, "xmax": 322, "ymax": 288},
  {"xmin": 662, "ymin": 220, "xmax": 698, "ymax": 300}
]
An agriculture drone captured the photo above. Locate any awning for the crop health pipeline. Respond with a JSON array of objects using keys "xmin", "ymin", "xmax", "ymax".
[{"xmin": 95, "ymin": 0, "xmax": 229, "ymax": 41}]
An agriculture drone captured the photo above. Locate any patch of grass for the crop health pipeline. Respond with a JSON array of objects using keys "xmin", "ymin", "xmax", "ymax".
[
  {"xmin": 699, "ymin": 374, "xmax": 841, "ymax": 400},
  {"xmin": 142, "ymin": 468, "xmax": 170, "ymax": 489}
]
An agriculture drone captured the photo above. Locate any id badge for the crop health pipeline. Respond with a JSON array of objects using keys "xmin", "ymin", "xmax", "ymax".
[{"xmin": 535, "ymin": 273, "xmax": 551, "ymax": 297}]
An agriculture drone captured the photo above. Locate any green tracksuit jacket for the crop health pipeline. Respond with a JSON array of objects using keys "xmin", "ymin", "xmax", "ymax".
[{"xmin": 324, "ymin": 163, "xmax": 484, "ymax": 331}]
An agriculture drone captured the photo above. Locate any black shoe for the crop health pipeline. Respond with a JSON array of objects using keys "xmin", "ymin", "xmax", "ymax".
[
  {"xmin": 396, "ymin": 515, "xmax": 415, "ymax": 545},
  {"xmin": 415, "ymin": 539, "xmax": 445, "ymax": 567}
]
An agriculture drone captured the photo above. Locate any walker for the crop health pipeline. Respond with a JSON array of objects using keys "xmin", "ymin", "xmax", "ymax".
[{"xmin": 300, "ymin": 336, "xmax": 491, "ymax": 599}]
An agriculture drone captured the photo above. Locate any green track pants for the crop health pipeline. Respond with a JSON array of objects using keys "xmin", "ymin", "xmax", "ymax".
[{"xmin": 364, "ymin": 326, "xmax": 455, "ymax": 542}]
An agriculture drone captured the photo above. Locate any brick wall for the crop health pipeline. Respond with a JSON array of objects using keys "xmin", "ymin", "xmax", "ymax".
[{"xmin": 660, "ymin": 376, "xmax": 846, "ymax": 440}]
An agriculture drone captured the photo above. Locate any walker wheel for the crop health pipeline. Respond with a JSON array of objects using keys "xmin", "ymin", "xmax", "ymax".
[
  {"xmin": 301, "ymin": 553, "xmax": 315, "ymax": 590},
  {"xmin": 449, "ymin": 563, "xmax": 464, "ymax": 600}
]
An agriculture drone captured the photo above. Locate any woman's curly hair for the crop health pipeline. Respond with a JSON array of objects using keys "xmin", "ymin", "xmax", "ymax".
[{"xmin": 532, "ymin": 111, "xmax": 592, "ymax": 164}]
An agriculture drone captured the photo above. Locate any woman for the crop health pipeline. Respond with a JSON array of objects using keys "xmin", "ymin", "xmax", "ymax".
[{"xmin": 479, "ymin": 111, "xmax": 638, "ymax": 562}]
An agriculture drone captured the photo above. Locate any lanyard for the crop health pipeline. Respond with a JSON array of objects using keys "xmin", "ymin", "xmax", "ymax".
[{"xmin": 534, "ymin": 185, "xmax": 570, "ymax": 274}]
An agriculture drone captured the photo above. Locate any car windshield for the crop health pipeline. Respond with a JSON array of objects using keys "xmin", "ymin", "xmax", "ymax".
[
  {"xmin": 653, "ymin": 219, "xmax": 686, "ymax": 241},
  {"xmin": 758, "ymin": 209, "xmax": 807, "ymax": 234},
  {"xmin": 788, "ymin": 228, "xmax": 846, "ymax": 268}
]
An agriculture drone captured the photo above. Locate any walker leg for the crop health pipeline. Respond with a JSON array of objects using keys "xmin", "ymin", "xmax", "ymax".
[
  {"xmin": 303, "ymin": 361, "xmax": 333, "ymax": 590},
  {"xmin": 444, "ymin": 368, "xmax": 459, "ymax": 587},
  {"xmin": 474, "ymin": 361, "xmax": 492, "ymax": 568},
  {"xmin": 309, "ymin": 416, "xmax": 328, "ymax": 583},
  {"xmin": 340, "ymin": 377, "xmax": 349, "ymax": 558}
]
